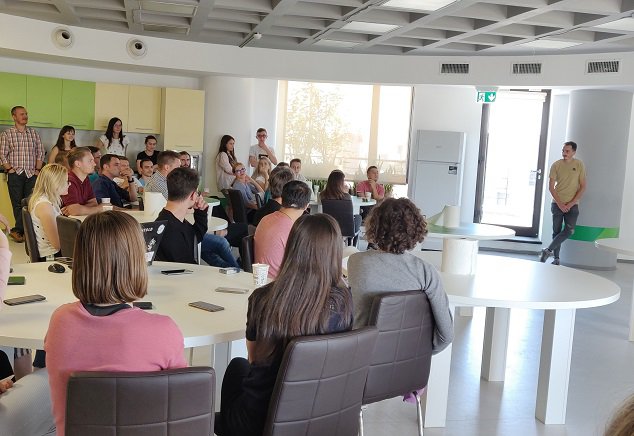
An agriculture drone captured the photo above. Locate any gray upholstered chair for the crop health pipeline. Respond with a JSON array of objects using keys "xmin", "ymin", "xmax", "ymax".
[
  {"xmin": 359, "ymin": 291, "xmax": 435, "ymax": 436},
  {"xmin": 65, "ymin": 367, "xmax": 215, "ymax": 436},
  {"xmin": 21, "ymin": 206, "xmax": 41, "ymax": 262},
  {"xmin": 56, "ymin": 215, "xmax": 81, "ymax": 258},
  {"xmin": 263, "ymin": 327, "xmax": 378, "ymax": 436}
]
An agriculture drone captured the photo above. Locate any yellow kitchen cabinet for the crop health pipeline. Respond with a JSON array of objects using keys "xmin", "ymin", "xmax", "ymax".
[
  {"xmin": 0, "ymin": 173, "xmax": 15, "ymax": 228},
  {"xmin": 161, "ymin": 88, "xmax": 205, "ymax": 152},
  {"xmin": 128, "ymin": 85, "xmax": 161, "ymax": 134},
  {"xmin": 94, "ymin": 83, "xmax": 129, "ymax": 132}
]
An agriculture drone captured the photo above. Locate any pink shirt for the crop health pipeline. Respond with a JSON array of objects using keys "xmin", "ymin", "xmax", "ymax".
[
  {"xmin": 45, "ymin": 302, "xmax": 187, "ymax": 435},
  {"xmin": 356, "ymin": 180, "xmax": 385, "ymax": 198},
  {"xmin": 254, "ymin": 211, "xmax": 293, "ymax": 279},
  {"xmin": 0, "ymin": 246, "xmax": 11, "ymax": 301}
]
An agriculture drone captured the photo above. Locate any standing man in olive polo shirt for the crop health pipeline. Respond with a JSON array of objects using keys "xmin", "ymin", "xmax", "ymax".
[
  {"xmin": 539, "ymin": 141, "xmax": 587, "ymax": 265},
  {"xmin": 0, "ymin": 106, "xmax": 45, "ymax": 242}
]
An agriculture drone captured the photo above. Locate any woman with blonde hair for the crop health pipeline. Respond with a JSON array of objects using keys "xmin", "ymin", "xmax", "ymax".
[
  {"xmin": 28, "ymin": 163, "xmax": 69, "ymax": 260},
  {"xmin": 252, "ymin": 157, "xmax": 271, "ymax": 191},
  {"xmin": 45, "ymin": 211, "xmax": 187, "ymax": 436}
]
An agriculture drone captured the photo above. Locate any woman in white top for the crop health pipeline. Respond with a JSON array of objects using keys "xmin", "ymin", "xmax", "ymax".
[
  {"xmin": 28, "ymin": 164, "xmax": 69, "ymax": 259},
  {"xmin": 216, "ymin": 134, "xmax": 238, "ymax": 190},
  {"xmin": 98, "ymin": 117, "xmax": 129, "ymax": 156},
  {"xmin": 252, "ymin": 157, "xmax": 271, "ymax": 191}
]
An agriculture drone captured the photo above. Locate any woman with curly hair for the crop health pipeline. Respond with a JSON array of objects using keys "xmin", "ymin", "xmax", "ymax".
[{"xmin": 347, "ymin": 197, "xmax": 453, "ymax": 354}]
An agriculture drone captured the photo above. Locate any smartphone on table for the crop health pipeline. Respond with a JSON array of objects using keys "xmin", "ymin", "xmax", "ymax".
[
  {"xmin": 161, "ymin": 269, "xmax": 193, "ymax": 275},
  {"xmin": 215, "ymin": 287, "xmax": 249, "ymax": 294},
  {"xmin": 189, "ymin": 301, "xmax": 225, "ymax": 312},
  {"xmin": 4, "ymin": 294, "xmax": 46, "ymax": 306}
]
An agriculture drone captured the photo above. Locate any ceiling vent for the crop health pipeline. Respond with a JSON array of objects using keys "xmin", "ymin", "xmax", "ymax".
[
  {"xmin": 512, "ymin": 63, "xmax": 542, "ymax": 74},
  {"xmin": 440, "ymin": 63, "xmax": 469, "ymax": 74},
  {"xmin": 587, "ymin": 60, "xmax": 619, "ymax": 74}
]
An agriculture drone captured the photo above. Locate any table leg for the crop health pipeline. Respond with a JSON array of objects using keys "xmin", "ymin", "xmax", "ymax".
[
  {"xmin": 535, "ymin": 308, "xmax": 575, "ymax": 424},
  {"xmin": 441, "ymin": 238, "xmax": 478, "ymax": 318},
  {"xmin": 210, "ymin": 342, "xmax": 232, "ymax": 412},
  {"xmin": 481, "ymin": 307, "xmax": 510, "ymax": 381}
]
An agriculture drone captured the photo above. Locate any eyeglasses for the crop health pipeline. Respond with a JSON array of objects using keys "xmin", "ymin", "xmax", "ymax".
[
  {"xmin": 256, "ymin": 134, "xmax": 267, "ymax": 138},
  {"xmin": 235, "ymin": 168, "xmax": 246, "ymax": 174}
]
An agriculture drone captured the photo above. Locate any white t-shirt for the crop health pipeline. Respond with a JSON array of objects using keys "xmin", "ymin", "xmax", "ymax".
[
  {"xmin": 99, "ymin": 135, "xmax": 130, "ymax": 156},
  {"xmin": 249, "ymin": 144, "xmax": 275, "ymax": 165},
  {"xmin": 30, "ymin": 196, "xmax": 61, "ymax": 258}
]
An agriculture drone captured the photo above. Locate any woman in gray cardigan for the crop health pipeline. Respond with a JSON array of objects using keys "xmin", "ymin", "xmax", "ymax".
[{"xmin": 347, "ymin": 197, "xmax": 454, "ymax": 354}]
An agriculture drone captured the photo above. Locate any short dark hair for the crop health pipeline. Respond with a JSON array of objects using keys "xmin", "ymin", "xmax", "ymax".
[
  {"xmin": 100, "ymin": 154, "xmax": 119, "ymax": 170},
  {"xmin": 167, "ymin": 167, "xmax": 199, "ymax": 201},
  {"xmin": 270, "ymin": 167, "xmax": 294, "ymax": 198},
  {"xmin": 290, "ymin": 158, "xmax": 301, "ymax": 165},
  {"xmin": 256, "ymin": 127, "xmax": 267, "ymax": 135},
  {"xmin": 564, "ymin": 141, "xmax": 577, "ymax": 151},
  {"xmin": 145, "ymin": 135, "xmax": 157, "ymax": 144},
  {"xmin": 140, "ymin": 158, "xmax": 153, "ymax": 168},
  {"xmin": 67, "ymin": 147, "xmax": 92, "ymax": 168},
  {"xmin": 367, "ymin": 165, "xmax": 378, "ymax": 174},
  {"xmin": 10, "ymin": 106, "xmax": 24, "ymax": 116},
  {"xmin": 157, "ymin": 150, "xmax": 181, "ymax": 167},
  {"xmin": 281, "ymin": 180, "xmax": 311, "ymax": 209},
  {"xmin": 118, "ymin": 155, "xmax": 129, "ymax": 162},
  {"xmin": 276, "ymin": 162, "xmax": 289, "ymax": 168},
  {"xmin": 87, "ymin": 146, "xmax": 101, "ymax": 155},
  {"xmin": 366, "ymin": 198, "xmax": 428, "ymax": 254},
  {"xmin": 179, "ymin": 151, "xmax": 191, "ymax": 158}
]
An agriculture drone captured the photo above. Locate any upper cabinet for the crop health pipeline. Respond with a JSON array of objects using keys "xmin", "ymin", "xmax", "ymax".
[
  {"xmin": 94, "ymin": 83, "xmax": 129, "ymax": 132},
  {"xmin": 128, "ymin": 85, "xmax": 161, "ymax": 134},
  {"xmin": 161, "ymin": 88, "xmax": 205, "ymax": 152},
  {"xmin": 0, "ymin": 72, "xmax": 26, "ymax": 125},
  {"xmin": 26, "ymin": 76, "xmax": 62, "ymax": 128},
  {"xmin": 61, "ymin": 79, "xmax": 95, "ymax": 130}
]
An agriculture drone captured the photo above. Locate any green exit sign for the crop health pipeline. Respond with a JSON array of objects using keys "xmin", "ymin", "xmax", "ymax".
[{"xmin": 477, "ymin": 91, "xmax": 497, "ymax": 103}]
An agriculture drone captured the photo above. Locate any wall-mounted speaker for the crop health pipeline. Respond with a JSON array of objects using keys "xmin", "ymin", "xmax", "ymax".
[
  {"xmin": 51, "ymin": 27, "xmax": 74, "ymax": 49},
  {"xmin": 127, "ymin": 38, "xmax": 147, "ymax": 59}
]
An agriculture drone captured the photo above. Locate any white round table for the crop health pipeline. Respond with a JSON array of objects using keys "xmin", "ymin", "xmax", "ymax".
[
  {"xmin": 71, "ymin": 209, "xmax": 228, "ymax": 232},
  {"xmin": 595, "ymin": 238, "xmax": 634, "ymax": 340},
  {"xmin": 309, "ymin": 197, "xmax": 377, "ymax": 215}
]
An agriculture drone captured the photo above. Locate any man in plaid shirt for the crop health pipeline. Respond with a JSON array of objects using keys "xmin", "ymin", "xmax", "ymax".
[{"xmin": 0, "ymin": 106, "xmax": 45, "ymax": 243}]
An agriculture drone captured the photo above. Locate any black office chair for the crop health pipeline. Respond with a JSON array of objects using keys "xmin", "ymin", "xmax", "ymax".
[
  {"xmin": 65, "ymin": 367, "xmax": 215, "ymax": 436},
  {"xmin": 263, "ymin": 327, "xmax": 378, "ymax": 436},
  {"xmin": 56, "ymin": 215, "xmax": 81, "ymax": 258},
  {"xmin": 223, "ymin": 189, "xmax": 249, "ymax": 224},
  {"xmin": 359, "ymin": 291, "xmax": 435, "ymax": 436},
  {"xmin": 241, "ymin": 234, "xmax": 255, "ymax": 273},
  {"xmin": 21, "ymin": 206, "xmax": 42, "ymax": 262},
  {"xmin": 321, "ymin": 198, "xmax": 360, "ymax": 246},
  {"xmin": 256, "ymin": 193, "xmax": 264, "ymax": 208}
]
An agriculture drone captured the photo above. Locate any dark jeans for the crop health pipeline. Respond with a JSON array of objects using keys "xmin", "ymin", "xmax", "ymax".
[
  {"xmin": 7, "ymin": 172, "xmax": 37, "ymax": 234},
  {"xmin": 548, "ymin": 203, "xmax": 579, "ymax": 259}
]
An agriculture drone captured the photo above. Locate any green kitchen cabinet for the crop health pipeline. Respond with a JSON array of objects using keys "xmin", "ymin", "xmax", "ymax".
[
  {"xmin": 26, "ymin": 75, "xmax": 62, "ymax": 128},
  {"xmin": 62, "ymin": 79, "xmax": 95, "ymax": 130},
  {"xmin": 0, "ymin": 72, "xmax": 26, "ymax": 125}
]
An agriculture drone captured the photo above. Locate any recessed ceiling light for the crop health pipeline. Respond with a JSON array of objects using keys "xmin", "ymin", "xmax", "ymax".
[
  {"xmin": 594, "ymin": 17, "xmax": 634, "ymax": 32},
  {"xmin": 313, "ymin": 40, "xmax": 360, "ymax": 48},
  {"xmin": 139, "ymin": 0, "xmax": 197, "ymax": 16},
  {"xmin": 382, "ymin": 0, "xmax": 457, "ymax": 12},
  {"xmin": 520, "ymin": 40, "xmax": 583, "ymax": 49},
  {"xmin": 340, "ymin": 21, "xmax": 400, "ymax": 33}
]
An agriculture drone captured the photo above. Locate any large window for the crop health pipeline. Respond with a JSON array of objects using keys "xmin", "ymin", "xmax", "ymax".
[{"xmin": 277, "ymin": 81, "xmax": 412, "ymax": 184}]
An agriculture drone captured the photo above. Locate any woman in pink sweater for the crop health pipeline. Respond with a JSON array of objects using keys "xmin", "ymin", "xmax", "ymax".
[{"xmin": 45, "ymin": 211, "xmax": 187, "ymax": 435}]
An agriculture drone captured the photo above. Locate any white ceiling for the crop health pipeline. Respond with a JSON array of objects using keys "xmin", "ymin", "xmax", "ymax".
[{"xmin": 2, "ymin": 0, "xmax": 634, "ymax": 56}]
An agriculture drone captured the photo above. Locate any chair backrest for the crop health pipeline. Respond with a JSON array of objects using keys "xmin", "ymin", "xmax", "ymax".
[
  {"xmin": 241, "ymin": 234, "xmax": 255, "ymax": 273},
  {"xmin": 21, "ymin": 206, "xmax": 41, "ymax": 262},
  {"xmin": 321, "ymin": 199, "xmax": 356, "ymax": 237},
  {"xmin": 225, "ymin": 188, "xmax": 248, "ymax": 224},
  {"xmin": 362, "ymin": 291, "xmax": 434, "ymax": 405},
  {"xmin": 256, "ymin": 193, "xmax": 264, "ymax": 208},
  {"xmin": 65, "ymin": 367, "xmax": 215, "ymax": 436},
  {"xmin": 263, "ymin": 327, "xmax": 378, "ymax": 436},
  {"xmin": 56, "ymin": 215, "xmax": 81, "ymax": 258}
]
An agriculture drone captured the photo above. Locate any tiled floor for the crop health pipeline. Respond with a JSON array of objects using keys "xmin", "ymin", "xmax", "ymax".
[{"xmin": 7, "ymin": 239, "xmax": 634, "ymax": 435}]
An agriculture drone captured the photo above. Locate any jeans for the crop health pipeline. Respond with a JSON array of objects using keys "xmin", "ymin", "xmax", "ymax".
[
  {"xmin": 548, "ymin": 203, "xmax": 579, "ymax": 259},
  {"xmin": 7, "ymin": 172, "xmax": 37, "ymax": 234},
  {"xmin": 200, "ymin": 233, "xmax": 240, "ymax": 269}
]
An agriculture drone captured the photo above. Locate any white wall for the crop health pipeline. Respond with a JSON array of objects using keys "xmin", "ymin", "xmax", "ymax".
[{"xmin": 620, "ymin": 101, "xmax": 634, "ymax": 260}]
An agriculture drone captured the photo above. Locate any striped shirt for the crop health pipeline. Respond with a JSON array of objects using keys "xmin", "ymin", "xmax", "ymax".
[{"xmin": 0, "ymin": 126, "xmax": 45, "ymax": 177}]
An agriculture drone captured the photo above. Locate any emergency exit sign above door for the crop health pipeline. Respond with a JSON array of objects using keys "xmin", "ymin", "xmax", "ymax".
[{"xmin": 477, "ymin": 91, "xmax": 497, "ymax": 103}]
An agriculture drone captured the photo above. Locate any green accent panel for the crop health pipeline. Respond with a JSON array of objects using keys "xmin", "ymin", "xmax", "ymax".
[
  {"xmin": 569, "ymin": 225, "xmax": 619, "ymax": 242},
  {"xmin": 26, "ymin": 76, "xmax": 62, "ymax": 128},
  {"xmin": 62, "ymin": 80, "xmax": 95, "ymax": 130},
  {"xmin": 0, "ymin": 72, "xmax": 27, "ymax": 125}
]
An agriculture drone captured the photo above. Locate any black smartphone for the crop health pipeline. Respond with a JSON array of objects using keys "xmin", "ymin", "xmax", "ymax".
[
  {"xmin": 7, "ymin": 276, "xmax": 25, "ymax": 285},
  {"xmin": 133, "ymin": 301, "xmax": 153, "ymax": 310},
  {"xmin": 3, "ymin": 294, "xmax": 46, "ymax": 306},
  {"xmin": 215, "ymin": 287, "xmax": 249, "ymax": 294},
  {"xmin": 189, "ymin": 301, "xmax": 225, "ymax": 312},
  {"xmin": 161, "ymin": 269, "xmax": 193, "ymax": 275}
]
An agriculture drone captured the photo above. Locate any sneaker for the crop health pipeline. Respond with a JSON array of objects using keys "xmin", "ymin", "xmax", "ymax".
[
  {"xmin": 552, "ymin": 258, "xmax": 560, "ymax": 265},
  {"xmin": 538, "ymin": 248, "xmax": 552, "ymax": 263},
  {"xmin": 9, "ymin": 230, "xmax": 24, "ymax": 243}
]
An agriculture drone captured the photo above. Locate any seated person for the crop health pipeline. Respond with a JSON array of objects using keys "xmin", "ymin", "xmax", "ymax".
[
  {"xmin": 113, "ymin": 155, "xmax": 139, "ymax": 190},
  {"xmin": 320, "ymin": 169, "xmax": 361, "ymax": 237},
  {"xmin": 61, "ymin": 147, "xmax": 102, "ymax": 216},
  {"xmin": 145, "ymin": 150, "xmax": 181, "ymax": 199},
  {"xmin": 215, "ymin": 213, "xmax": 353, "ymax": 436},
  {"xmin": 137, "ymin": 158, "xmax": 154, "ymax": 188},
  {"xmin": 91, "ymin": 154, "xmax": 138, "ymax": 208},
  {"xmin": 356, "ymin": 165, "xmax": 385, "ymax": 201},
  {"xmin": 136, "ymin": 135, "xmax": 158, "ymax": 173},
  {"xmin": 155, "ymin": 167, "xmax": 240, "ymax": 269},
  {"xmin": 231, "ymin": 162, "xmax": 263, "ymax": 223},
  {"xmin": 254, "ymin": 181, "xmax": 311, "ymax": 278},
  {"xmin": 179, "ymin": 150, "xmax": 191, "ymax": 168},
  {"xmin": 54, "ymin": 150, "xmax": 70, "ymax": 170},
  {"xmin": 28, "ymin": 164, "xmax": 68, "ymax": 260},
  {"xmin": 86, "ymin": 146, "xmax": 102, "ymax": 183},
  {"xmin": 347, "ymin": 198, "xmax": 453, "ymax": 353},
  {"xmin": 45, "ymin": 211, "xmax": 187, "ymax": 436},
  {"xmin": 290, "ymin": 158, "xmax": 307, "ymax": 182},
  {"xmin": 252, "ymin": 157, "xmax": 271, "ymax": 191},
  {"xmin": 252, "ymin": 167, "xmax": 294, "ymax": 226}
]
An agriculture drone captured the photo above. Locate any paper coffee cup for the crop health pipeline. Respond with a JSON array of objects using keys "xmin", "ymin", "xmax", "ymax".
[
  {"xmin": 365, "ymin": 192, "xmax": 372, "ymax": 200},
  {"xmin": 252, "ymin": 263, "xmax": 269, "ymax": 286}
]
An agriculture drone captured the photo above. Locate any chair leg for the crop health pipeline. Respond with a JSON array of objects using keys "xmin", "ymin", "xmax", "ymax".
[
  {"xmin": 358, "ymin": 407, "xmax": 365, "ymax": 436},
  {"xmin": 415, "ymin": 392, "xmax": 424, "ymax": 436}
]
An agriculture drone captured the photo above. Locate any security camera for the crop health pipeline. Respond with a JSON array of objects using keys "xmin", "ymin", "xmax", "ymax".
[
  {"xmin": 253, "ymin": 32, "xmax": 262, "ymax": 40},
  {"xmin": 51, "ymin": 27, "xmax": 74, "ymax": 49},
  {"xmin": 127, "ymin": 38, "xmax": 147, "ymax": 58}
]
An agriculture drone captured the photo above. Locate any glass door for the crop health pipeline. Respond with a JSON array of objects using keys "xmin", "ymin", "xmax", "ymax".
[{"xmin": 474, "ymin": 90, "xmax": 550, "ymax": 237}]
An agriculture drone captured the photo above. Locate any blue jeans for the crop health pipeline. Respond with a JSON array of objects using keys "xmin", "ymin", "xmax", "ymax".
[{"xmin": 201, "ymin": 234, "xmax": 240, "ymax": 269}]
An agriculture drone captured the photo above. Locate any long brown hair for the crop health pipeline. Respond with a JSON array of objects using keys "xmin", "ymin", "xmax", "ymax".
[
  {"xmin": 53, "ymin": 125, "xmax": 77, "ymax": 151},
  {"xmin": 219, "ymin": 135, "xmax": 237, "ymax": 166},
  {"xmin": 320, "ymin": 169, "xmax": 348, "ymax": 200},
  {"xmin": 251, "ymin": 214, "xmax": 351, "ymax": 360}
]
